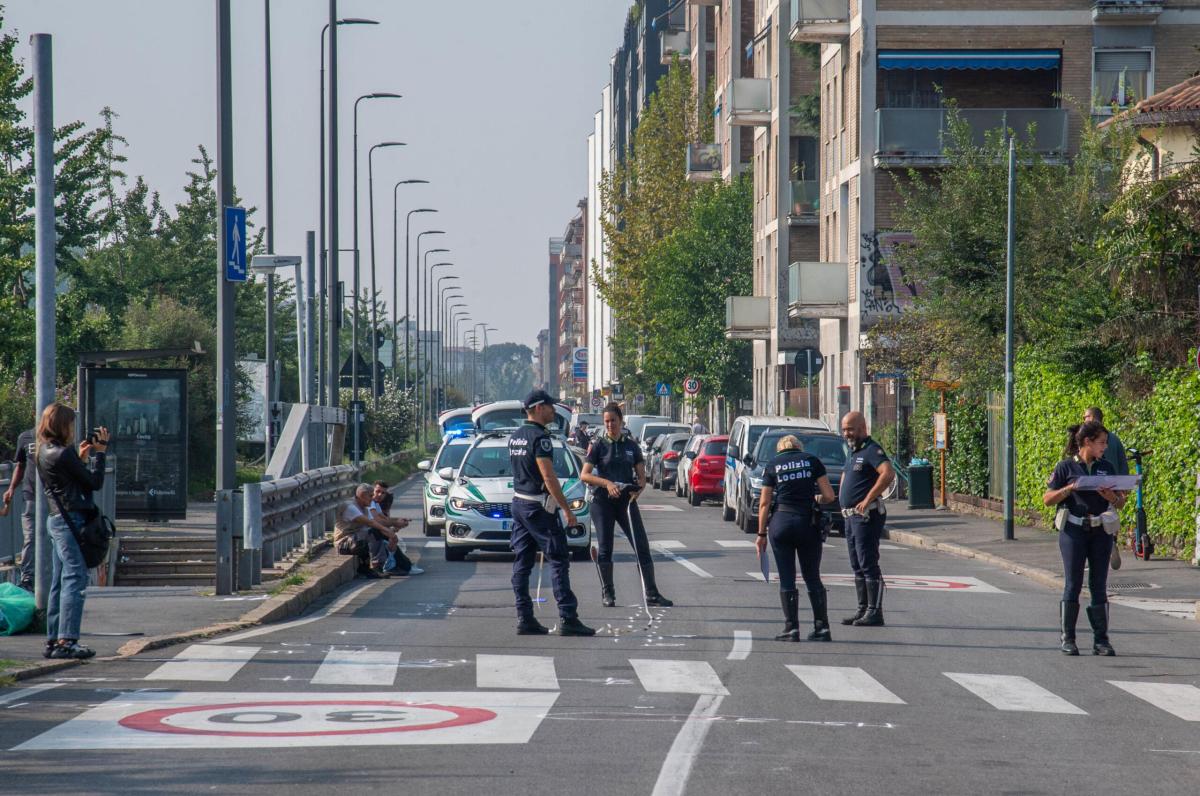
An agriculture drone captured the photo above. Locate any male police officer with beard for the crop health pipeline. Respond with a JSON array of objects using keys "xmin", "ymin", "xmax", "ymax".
[
  {"xmin": 839, "ymin": 411, "xmax": 894, "ymax": 627},
  {"xmin": 508, "ymin": 389, "xmax": 595, "ymax": 637}
]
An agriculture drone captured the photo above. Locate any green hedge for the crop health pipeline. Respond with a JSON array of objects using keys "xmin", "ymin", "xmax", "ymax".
[{"xmin": 909, "ymin": 389, "xmax": 988, "ymax": 498}]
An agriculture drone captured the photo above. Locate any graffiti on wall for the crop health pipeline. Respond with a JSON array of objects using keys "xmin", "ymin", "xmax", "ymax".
[{"xmin": 860, "ymin": 231, "xmax": 918, "ymax": 323}]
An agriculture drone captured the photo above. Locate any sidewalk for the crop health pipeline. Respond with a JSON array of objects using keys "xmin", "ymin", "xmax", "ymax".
[{"xmin": 885, "ymin": 503, "xmax": 1200, "ymax": 621}]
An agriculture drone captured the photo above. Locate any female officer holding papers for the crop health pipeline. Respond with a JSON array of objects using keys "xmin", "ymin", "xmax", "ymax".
[{"xmin": 1044, "ymin": 420, "xmax": 1128, "ymax": 657}]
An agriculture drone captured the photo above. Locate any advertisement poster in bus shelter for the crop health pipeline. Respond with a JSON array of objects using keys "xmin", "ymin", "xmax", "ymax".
[{"xmin": 84, "ymin": 368, "xmax": 188, "ymax": 520}]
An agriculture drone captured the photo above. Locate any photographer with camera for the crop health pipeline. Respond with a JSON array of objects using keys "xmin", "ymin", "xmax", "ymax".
[{"xmin": 33, "ymin": 403, "xmax": 109, "ymax": 660}]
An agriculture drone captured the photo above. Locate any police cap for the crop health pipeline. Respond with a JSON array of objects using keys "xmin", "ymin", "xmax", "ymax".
[{"xmin": 523, "ymin": 389, "xmax": 558, "ymax": 411}]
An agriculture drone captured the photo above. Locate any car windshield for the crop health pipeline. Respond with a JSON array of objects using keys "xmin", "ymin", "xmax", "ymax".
[
  {"xmin": 755, "ymin": 433, "xmax": 849, "ymax": 469},
  {"xmin": 460, "ymin": 444, "xmax": 577, "ymax": 479},
  {"xmin": 671, "ymin": 438, "xmax": 687, "ymax": 452},
  {"xmin": 703, "ymin": 439, "xmax": 727, "ymax": 456},
  {"xmin": 435, "ymin": 443, "xmax": 469, "ymax": 470}
]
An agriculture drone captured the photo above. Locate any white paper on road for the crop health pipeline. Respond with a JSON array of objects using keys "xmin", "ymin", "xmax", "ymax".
[
  {"xmin": 629, "ymin": 659, "xmax": 729, "ymax": 695},
  {"xmin": 945, "ymin": 673, "xmax": 1086, "ymax": 715},
  {"xmin": 14, "ymin": 691, "xmax": 561, "ymax": 750},
  {"xmin": 787, "ymin": 665, "xmax": 906, "ymax": 704},
  {"xmin": 311, "ymin": 649, "xmax": 401, "ymax": 686},
  {"xmin": 476, "ymin": 654, "xmax": 559, "ymax": 691},
  {"xmin": 144, "ymin": 644, "xmax": 260, "ymax": 682},
  {"xmin": 1072, "ymin": 475, "xmax": 1141, "ymax": 491},
  {"xmin": 715, "ymin": 539, "xmax": 756, "ymax": 548},
  {"xmin": 745, "ymin": 572, "xmax": 1007, "ymax": 593},
  {"xmin": 1109, "ymin": 681, "xmax": 1200, "ymax": 722}
]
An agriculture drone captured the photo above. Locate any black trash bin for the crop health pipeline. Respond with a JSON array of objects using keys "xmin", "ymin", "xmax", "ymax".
[{"xmin": 907, "ymin": 463, "xmax": 935, "ymax": 509}]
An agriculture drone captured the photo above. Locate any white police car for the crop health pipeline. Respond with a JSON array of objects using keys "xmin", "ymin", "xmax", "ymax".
[
  {"xmin": 417, "ymin": 435, "xmax": 473, "ymax": 537},
  {"xmin": 441, "ymin": 433, "xmax": 591, "ymax": 562}
]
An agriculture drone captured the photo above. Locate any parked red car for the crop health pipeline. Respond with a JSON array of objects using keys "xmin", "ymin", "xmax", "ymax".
[{"xmin": 685, "ymin": 435, "xmax": 728, "ymax": 506}]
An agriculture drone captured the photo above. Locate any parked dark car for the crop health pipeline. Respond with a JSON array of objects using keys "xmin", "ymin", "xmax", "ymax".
[
  {"xmin": 734, "ymin": 429, "xmax": 849, "ymax": 535},
  {"xmin": 648, "ymin": 432, "xmax": 691, "ymax": 490}
]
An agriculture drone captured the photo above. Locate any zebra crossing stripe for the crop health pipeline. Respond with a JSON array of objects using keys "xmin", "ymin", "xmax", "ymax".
[
  {"xmin": 715, "ymin": 540, "xmax": 756, "ymax": 549},
  {"xmin": 786, "ymin": 665, "xmax": 906, "ymax": 704},
  {"xmin": 1109, "ymin": 681, "xmax": 1200, "ymax": 722},
  {"xmin": 476, "ymin": 655, "xmax": 558, "ymax": 691},
  {"xmin": 311, "ymin": 649, "xmax": 402, "ymax": 686},
  {"xmin": 144, "ymin": 644, "xmax": 260, "ymax": 682},
  {"xmin": 945, "ymin": 673, "xmax": 1086, "ymax": 715},
  {"xmin": 630, "ymin": 659, "xmax": 729, "ymax": 696}
]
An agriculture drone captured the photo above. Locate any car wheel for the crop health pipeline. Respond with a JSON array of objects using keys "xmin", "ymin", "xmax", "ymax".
[
  {"xmin": 721, "ymin": 497, "xmax": 735, "ymax": 522},
  {"xmin": 688, "ymin": 489, "xmax": 701, "ymax": 507},
  {"xmin": 734, "ymin": 497, "xmax": 745, "ymax": 531},
  {"xmin": 444, "ymin": 545, "xmax": 468, "ymax": 562},
  {"xmin": 745, "ymin": 511, "xmax": 758, "ymax": 536}
]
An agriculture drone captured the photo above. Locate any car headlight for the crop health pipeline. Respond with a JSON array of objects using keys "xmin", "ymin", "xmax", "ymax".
[
  {"xmin": 449, "ymin": 497, "xmax": 471, "ymax": 511},
  {"xmin": 429, "ymin": 483, "xmax": 448, "ymax": 496},
  {"xmin": 567, "ymin": 498, "xmax": 585, "ymax": 511}
]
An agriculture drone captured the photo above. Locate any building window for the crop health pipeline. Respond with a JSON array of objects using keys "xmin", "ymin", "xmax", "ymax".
[
  {"xmin": 883, "ymin": 70, "xmax": 941, "ymax": 109},
  {"xmin": 1093, "ymin": 50, "xmax": 1152, "ymax": 112}
]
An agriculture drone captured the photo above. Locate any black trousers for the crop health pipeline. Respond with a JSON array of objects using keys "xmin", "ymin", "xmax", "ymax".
[
  {"xmin": 591, "ymin": 492, "xmax": 656, "ymax": 578},
  {"xmin": 845, "ymin": 509, "xmax": 885, "ymax": 580},
  {"xmin": 768, "ymin": 509, "xmax": 823, "ymax": 592},
  {"xmin": 510, "ymin": 499, "xmax": 578, "ymax": 620},
  {"xmin": 1059, "ymin": 522, "xmax": 1112, "ymax": 605}
]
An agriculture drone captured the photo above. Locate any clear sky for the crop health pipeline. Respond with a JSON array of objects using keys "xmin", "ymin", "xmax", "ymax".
[{"xmin": 7, "ymin": 0, "xmax": 631, "ymax": 351}]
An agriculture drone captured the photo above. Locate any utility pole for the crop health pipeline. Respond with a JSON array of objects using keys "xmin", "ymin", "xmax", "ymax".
[
  {"xmin": 215, "ymin": 0, "xmax": 236, "ymax": 492},
  {"xmin": 263, "ymin": 0, "xmax": 275, "ymax": 462},
  {"xmin": 31, "ymin": 33, "xmax": 55, "ymax": 611},
  {"xmin": 326, "ymin": 0, "xmax": 340, "ymax": 407},
  {"xmin": 1003, "ymin": 135, "xmax": 1016, "ymax": 542},
  {"xmin": 305, "ymin": 231, "xmax": 317, "ymax": 405}
]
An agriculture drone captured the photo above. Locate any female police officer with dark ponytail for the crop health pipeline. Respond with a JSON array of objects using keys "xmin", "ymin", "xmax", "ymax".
[
  {"xmin": 580, "ymin": 402, "xmax": 673, "ymax": 608},
  {"xmin": 755, "ymin": 435, "xmax": 837, "ymax": 641}
]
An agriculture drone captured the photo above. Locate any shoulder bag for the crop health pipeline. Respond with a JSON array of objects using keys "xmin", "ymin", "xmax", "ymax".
[{"xmin": 37, "ymin": 450, "xmax": 115, "ymax": 569}]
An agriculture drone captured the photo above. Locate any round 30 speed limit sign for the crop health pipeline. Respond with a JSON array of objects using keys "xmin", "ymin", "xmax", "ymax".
[
  {"xmin": 683, "ymin": 377, "xmax": 700, "ymax": 395},
  {"xmin": 17, "ymin": 691, "xmax": 560, "ymax": 750}
]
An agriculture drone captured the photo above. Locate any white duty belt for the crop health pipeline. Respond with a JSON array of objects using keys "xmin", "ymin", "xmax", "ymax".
[
  {"xmin": 841, "ymin": 499, "xmax": 884, "ymax": 519},
  {"xmin": 1066, "ymin": 513, "xmax": 1103, "ymax": 528}
]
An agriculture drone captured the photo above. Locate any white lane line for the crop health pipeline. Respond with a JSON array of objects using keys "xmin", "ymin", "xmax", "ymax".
[
  {"xmin": 144, "ymin": 644, "xmax": 260, "ymax": 682},
  {"xmin": 727, "ymin": 630, "xmax": 752, "ymax": 661},
  {"xmin": 653, "ymin": 540, "xmax": 686, "ymax": 549},
  {"xmin": 945, "ymin": 673, "xmax": 1086, "ymax": 715},
  {"xmin": 715, "ymin": 540, "xmax": 756, "ymax": 549},
  {"xmin": 638, "ymin": 504, "xmax": 683, "ymax": 512},
  {"xmin": 476, "ymin": 654, "xmax": 558, "ymax": 690},
  {"xmin": 310, "ymin": 649, "xmax": 401, "ymax": 686},
  {"xmin": 786, "ymin": 665, "xmax": 906, "ymax": 704},
  {"xmin": 1110, "ymin": 681, "xmax": 1200, "ymax": 721},
  {"xmin": 425, "ymin": 540, "xmax": 445, "ymax": 548},
  {"xmin": 213, "ymin": 582, "xmax": 378, "ymax": 644},
  {"xmin": 879, "ymin": 544, "xmax": 903, "ymax": 551},
  {"xmin": 651, "ymin": 542, "xmax": 712, "ymax": 579},
  {"xmin": 0, "ymin": 683, "xmax": 64, "ymax": 706},
  {"xmin": 630, "ymin": 659, "xmax": 729, "ymax": 696},
  {"xmin": 650, "ymin": 693, "xmax": 725, "ymax": 796}
]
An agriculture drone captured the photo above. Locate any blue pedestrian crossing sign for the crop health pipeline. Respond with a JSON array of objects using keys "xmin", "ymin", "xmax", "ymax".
[
  {"xmin": 224, "ymin": 206, "xmax": 247, "ymax": 282},
  {"xmin": 655, "ymin": 382, "xmax": 671, "ymax": 397}
]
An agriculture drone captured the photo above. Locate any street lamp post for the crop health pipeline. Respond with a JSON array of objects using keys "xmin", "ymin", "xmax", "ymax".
[
  {"xmin": 391, "ymin": 185, "xmax": 429, "ymax": 386},
  {"xmin": 366, "ymin": 140, "xmax": 405, "ymax": 409},
  {"xmin": 442, "ymin": 298, "xmax": 466, "ymax": 411},
  {"xmin": 436, "ymin": 282, "xmax": 462, "ymax": 412},
  {"xmin": 413, "ymin": 237, "xmax": 446, "ymax": 398},
  {"xmin": 424, "ymin": 261, "xmax": 452, "ymax": 441},
  {"xmin": 449, "ymin": 307, "xmax": 468, "ymax": 401},
  {"xmin": 318, "ymin": 16, "xmax": 377, "ymax": 404}
]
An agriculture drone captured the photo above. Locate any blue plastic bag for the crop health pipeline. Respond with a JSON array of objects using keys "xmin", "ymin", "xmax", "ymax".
[{"xmin": 0, "ymin": 582, "xmax": 36, "ymax": 636}]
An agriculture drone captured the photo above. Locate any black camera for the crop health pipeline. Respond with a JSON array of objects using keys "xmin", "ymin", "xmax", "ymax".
[{"xmin": 86, "ymin": 427, "xmax": 104, "ymax": 444}]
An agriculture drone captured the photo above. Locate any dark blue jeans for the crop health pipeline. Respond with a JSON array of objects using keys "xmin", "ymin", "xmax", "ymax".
[
  {"xmin": 1059, "ymin": 523, "xmax": 1112, "ymax": 605},
  {"xmin": 47, "ymin": 511, "xmax": 88, "ymax": 641},
  {"xmin": 846, "ymin": 510, "xmax": 885, "ymax": 580},
  {"xmin": 510, "ymin": 499, "xmax": 578, "ymax": 621},
  {"xmin": 768, "ymin": 510, "xmax": 823, "ymax": 592}
]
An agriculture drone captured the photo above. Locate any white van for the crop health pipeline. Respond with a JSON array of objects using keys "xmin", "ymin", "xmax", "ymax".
[{"xmin": 722, "ymin": 415, "xmax": 830, "ymax": 524}]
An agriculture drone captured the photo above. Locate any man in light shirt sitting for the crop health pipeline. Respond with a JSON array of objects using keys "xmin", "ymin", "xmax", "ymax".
[{"xmin": 334, "ymin": 484, "xmax": 422, "ymax": 578}]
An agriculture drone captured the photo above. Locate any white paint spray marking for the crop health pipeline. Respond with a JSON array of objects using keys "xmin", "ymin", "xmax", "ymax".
[
  {"xmin": 630, "ymin": 659, "xmax": 729, "ymax": 696},
  {"xmin": 311, "ymin": 649, "xmax": 401, "ymax": 686},
  {"xmin": 945, "ymin": 673, "xmax": 1086, "ymax": 715},
  {"xmin": 476, "ymin": 655, "xmax": 558, "ymax": 691},
  {"xmin": 1110, "ymin": 681, "xmax": 1200, "ymax": 722},
  {"xmin": 745, "ymin": 572, "xmax": 1006, "ymax": 593},
  {"xmin": 715, "ymin": 540, "xmax": 756, "ymax": 549},
  {"xmin": 637, "ymin": 504, "xmax": 683, "ymax": 512},
  {"xmin": 727, "ymin": 630, "xmax": 752, "ymax": 661},
  {"xmin": 425, "ymin": 540, "xmax": 445, "ymax": 549},
  {"xmin": 144, "ymin": 645, "xmax": 260, "ymax": 682},
  {"xmin": 0, "ymin": 683, "xmax": 64, "ymax": 706},
  {"xmin": 652, "ymin": 542, "xmax": 713, "ymax": 579},
  {"xmin": 650, "ymin": 693, "xmax": 725, "ymax": 796},
  {"xmin": 786, "ymin": 665, "xmax": 906, "ymax": 704},
  {"xmin": 213, "ymin": 583, "xmax": 377, "ymax": 644},
  {"xmin": 13, "ymin": 690, "xmax": 560, "ymax": 750}
]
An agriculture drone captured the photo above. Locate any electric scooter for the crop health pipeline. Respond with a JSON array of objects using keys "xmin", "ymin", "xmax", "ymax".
[{"xmin": 1127, "ymin": 448, "xmax": 1153, "ymax": 561}]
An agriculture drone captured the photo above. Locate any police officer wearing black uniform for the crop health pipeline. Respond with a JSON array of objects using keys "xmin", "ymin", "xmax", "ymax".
[
  {"xmin": 755, "ymin": 435, "xmax": 837, "ymax": 641},
  {"xmin": 838, "ymin": 411, "xmax": 894, "ymax": 627},
  {"xmin": 508, "ymin": 389, "xmax": 595, "ymax": 637},
  {"xmin": 580, "ymin": 402, "xmax": 673, "ymax": 609}
]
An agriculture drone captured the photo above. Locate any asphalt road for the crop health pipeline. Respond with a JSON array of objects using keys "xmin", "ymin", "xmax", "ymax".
[{"xmin": 4, "ymin": 477, "xmax": 1200, "ymax": 795}]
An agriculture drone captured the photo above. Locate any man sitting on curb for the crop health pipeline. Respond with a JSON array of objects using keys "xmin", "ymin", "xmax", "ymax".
[
  {"xmin": 369, "ymin": 481, "xmax": 422, "ymax": 576},
  {"xmin": 334, "ymin": 484, "xmax": 422, "ymax": 578}
]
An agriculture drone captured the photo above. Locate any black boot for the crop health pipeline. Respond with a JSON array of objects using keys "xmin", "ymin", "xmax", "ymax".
[
  {"xmin": 854, "ymin": 579, "xmax": 885, "ymax": 626},
  {"xmin": 641, "ymin": 567, "xmax": 673, "ymax": 607},
  {"xmin": 559, "ymin": 617, "xmax": 596, "ymax": 637},
  {"xmin": 775, "ymin": 590, "xmax": 800, "ymax": 641},
  {"xmin": 842, "ymin": 577, "xmax": 868, "ymax": 625},
  {"xmin": 1060, "ymin": 601, "xmax": 1079, "ymax": 656},
  {"xmin": 1086, "ymin": 603, "xmax": 1115, "ymax": 656},
  {"xmin": 598, "ymin": 562, "xmax": 616, "ymax": 607},
  {"xmin": 807, "ymin": 588, "xmax": 832, "ymax": 642},
  {"xmin": 516, "ymin": 615, "xmax": 550, "ymax": 635}
]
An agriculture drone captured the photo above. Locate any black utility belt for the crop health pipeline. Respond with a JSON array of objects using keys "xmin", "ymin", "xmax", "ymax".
[{"xmin": 775, "ymin": 504, "xmax": 815, "ymax": 515}]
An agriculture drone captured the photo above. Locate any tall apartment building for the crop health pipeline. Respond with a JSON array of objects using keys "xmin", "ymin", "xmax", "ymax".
[
  {"xmin": 545, "ymin": 237, "xmax": 565, "ymax": 396},
  {"xmin": 587, "ymin": 91, "xmax": 616, "ymax": 395},
  {"xmin": 791, "ymin": 0, "xmax": 1200, "ymax": 429},
  {"xmin": 557, "ymin": 202, "xmax": 589, "ymax": 403}
]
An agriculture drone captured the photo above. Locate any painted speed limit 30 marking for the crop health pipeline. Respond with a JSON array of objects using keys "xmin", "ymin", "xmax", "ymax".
[
  {"xmin": 746, "ymin": 573, "xmax": 1007, "ymax": 593},
  {"xmin": 14, "ymin": 691, "xmax": 559, "ymax": 750}
]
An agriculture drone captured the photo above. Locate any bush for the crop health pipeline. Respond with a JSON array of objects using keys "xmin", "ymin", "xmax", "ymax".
[{"xmin": 338, "ymin": 384, "xmax": 418, "ymax": 455}]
